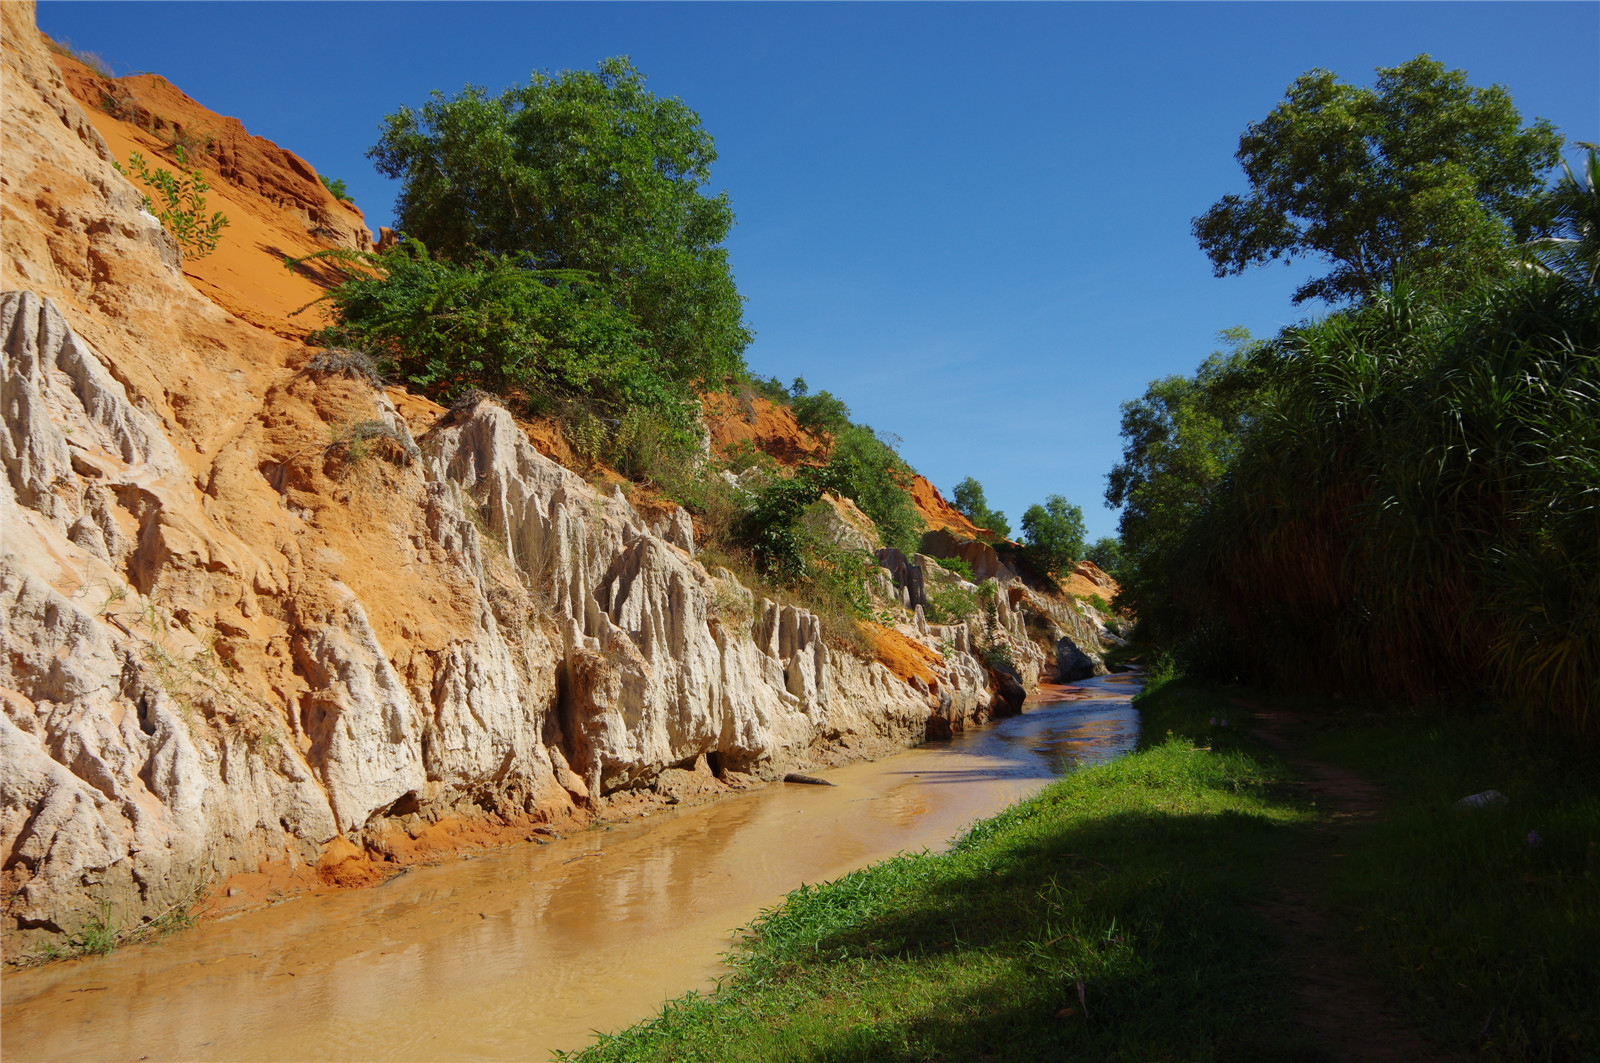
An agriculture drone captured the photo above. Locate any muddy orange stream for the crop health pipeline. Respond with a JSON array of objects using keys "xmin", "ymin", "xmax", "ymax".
[{"xmin": 1, "ymin": 674, "xmax": 1140, "ymax": 1061}]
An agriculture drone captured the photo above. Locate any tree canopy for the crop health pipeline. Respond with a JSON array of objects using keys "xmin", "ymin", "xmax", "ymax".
[
  {"xmin": 951, "ymin": 477, "xmax": 1011, "ymax": 541},
  {"xmin": 1105, "ymin": 328, "xmax": 1264, "ymax": 613},
  {"xmin": 1193, "ymin": 55, "xmax": 1563, "ymax": 304},
  {"xmin": 369, "ymin": 56, "xmax": 750, "ymax": 383},
  {"xmin": 1020, "ymin": 495, "xmax": 1086, "ymax": 575}
]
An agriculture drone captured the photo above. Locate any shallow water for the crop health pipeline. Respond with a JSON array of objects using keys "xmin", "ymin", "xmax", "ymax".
[{"xmin": 1, "ymin": 673, "xmax": 1140, "ymax": 1062}]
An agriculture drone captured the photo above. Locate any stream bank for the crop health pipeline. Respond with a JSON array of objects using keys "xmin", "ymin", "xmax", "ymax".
[{"xmin": 1, "ymin": 675, "xmax": 1140, "ymax": 1062}]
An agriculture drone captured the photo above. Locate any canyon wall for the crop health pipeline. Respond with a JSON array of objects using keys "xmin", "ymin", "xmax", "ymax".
[{"xmin": 0, "ymin": 4, "xmax": 1062, "ymax": 955}]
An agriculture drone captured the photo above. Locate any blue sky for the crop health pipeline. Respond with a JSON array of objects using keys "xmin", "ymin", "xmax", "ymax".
[{"xmin": 38, "ymin": 2, "xmax": 1599, "ymax": 541}]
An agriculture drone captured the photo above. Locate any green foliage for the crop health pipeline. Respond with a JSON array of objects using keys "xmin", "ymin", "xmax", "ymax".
[
  {"xmin": 823, "ymin": 426, "xmax": 924, "ymax": 556},
  {"xmin": 293, "ymin": 242, "xmax": 700, "ymax": 446},
  {"xmin": 789, "ymin": 388, "xmax": 852, "ymax": 441},
  {"xmin": 736, "ymin": 374, "xmax": 792, "ymax": 408},
  {"xmin": 1020, "ymin": 495, "xmax": 1086, "ymax": 575},
  {"xmin": 1524, "ymin": 143, "xmax": 1600, "ymax": 291},
  {"xmin": 1106, "ymin": 328, "xmax": 1265, "ymax": 620},
  {"xmin": 1130, "ymin": 271, "xmax": 1600, "ymax": 735},
  {"xmin": 951, "ymin": 476, "xmax": 1011, "ymax": 540},
  {"xmin": 114, "ymin": 147, "xmax": 229, "ymax": 257},
  {"xmin": 368, "ymin": 57, "xmax": 749, "ymax": 383},
  {"xmin": 319, "ymin": 174, "xmax": 354, "ymax": 203},
  {"xmin": 938, "ymin": 555, "xmax": 975, "ymax": 582},
  {"xmin": 923, "ymin": 583, "xmax": 978, "ymax": 625},
  {"xmin": 1194, "ymin": 55, "xmax": 1563, "ymax": 304},
  {"xmin": 1084, "ymin": 535, "xmax": 1122, "ymax": 574},
  {"xmin": 68, "ymin": 902, "xmax": 122, "ymax": 956},
  {"xmin": 739, "ymin": 465, "xmax": 848, "ymax": 582}
]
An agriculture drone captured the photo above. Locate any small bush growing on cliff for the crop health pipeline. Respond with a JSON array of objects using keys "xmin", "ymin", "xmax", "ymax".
[
  {"xmin": 924, "ymin": 584, "xmax": 979, "ymax": 625},
  {"xmin": 938, "ymin": 555, "xmax": 975, "ymax": 582},
  {"xmin": 319, "ymin": 174, "xmax": 354, "ymax": 203},
  {"xmin": 824, "ymin": 426, "xmax": 923, "ymax": 557},
  {"xmin": 787, "ymin": 377, "xmax": 853, "ymax": 442},
  {"xmin": 45, "ymin": 36, "xmax": 113, "ymax": 78},
  {"xmin": 115, "ymin": 147, "xmax": 229, "ymax": 258}
]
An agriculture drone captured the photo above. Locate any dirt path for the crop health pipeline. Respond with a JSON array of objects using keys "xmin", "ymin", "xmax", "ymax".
[{"xmin": 1242, "ymin": 702, "xmax": 1459, "ymax": 1063}]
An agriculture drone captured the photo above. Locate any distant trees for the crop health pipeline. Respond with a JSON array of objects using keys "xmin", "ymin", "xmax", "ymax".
[
  {"xmin": 1084, "ymin": 536, "xmax": 1122, "ymax": 575},
  {"xmin": 951, "ymin": 477, "xmax": 1011, "ymax": 541},
  {"xmin": 1020, "ymin": 496, "xmax": 1086, "ymax": 576},
  {"xmin": 1105, "ymin": 328, "xmax": 1264, "ymax": 615},
  {"xmin": 1193, "ymin": 55, "xmax": 1563, "ymax": 304},
  {"xmin": 787, "ymin": 377, "xmax": 853, "ymax": 442}
]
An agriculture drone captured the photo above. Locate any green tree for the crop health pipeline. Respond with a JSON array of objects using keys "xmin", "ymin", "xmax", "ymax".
[
  {"xmin": 825, "ymin": 426, "xmax": 923, "ymax": 555},
  {"xmin": 790, "ymin": 388, "xmax": 853, "ymax": 442},
  {"xmin": 1193, "ymin": 55, "xmax": 1562, "ymax": 304},
  {"xmin": 1020, "ymin": 495, "xmax": 1086, "ymax": 575},
  {"xmin": 1106, "ymin": 329, "xmax": 1265, "ymax": 615},
  {"xmin": 951, "ymin": 477, "xmax": 1011, "ymax": 540},
  {"xmin": 1525, "ymin": 144, "xmax": 1600, "ymax": 291},
  {"xmin": 1085, "ymin": 536, "xmax": 1122, "ymax": 575},
  {"xmin": 369, "ymin": 56, "xmax": 749, "ymax": 383}
]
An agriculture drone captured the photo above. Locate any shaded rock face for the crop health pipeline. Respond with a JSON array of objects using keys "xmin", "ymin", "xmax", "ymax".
[
  {"xmin": 874, "ymin": 548, "xmax": 926, "ymax": 610},
  {"xmin": 919, "ymin": 529, "xmax": 1016, "ymax": 584},
  {"xmin": 1055, "ymin": 636, "xmax": 1104, "ymax": 683}
]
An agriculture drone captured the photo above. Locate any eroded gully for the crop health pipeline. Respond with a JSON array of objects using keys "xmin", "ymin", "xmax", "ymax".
[{"xmin": 1, "ymin": 673, "xmax": 1141, "ymax": 1062}]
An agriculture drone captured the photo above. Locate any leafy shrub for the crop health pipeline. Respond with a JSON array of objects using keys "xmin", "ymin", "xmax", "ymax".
[
  {"xmin": 739, "ymin": 465, "xmax": 846, "ymax": 581},
  {"xmin": 789, "ymin": 384, "xmax": 853, "ymax": 441},
  {"xmin": 824, "ymin": 426, "xmax": 924, "ymax": 556},
  {"xmin": 115, "ymin": 147, "xmax": 229, "ymax": 257},
  {"xmin": 741, "ymin": 374, "xmax": 792, "ymax": 407},
  {"xmin": 924, "ymin": 584, "xmax": 979, "ymax": 625},
  {"xmin": 938, "ymin": 555, "xmax": 975, "ymax": 582},
  {"xmin": 952, "ymin": 477, "xmax": 1011, "ymax": 540},
  {"xmin": 722, "ymin": 440, "xmax": 776, "ymax": 475},
  {"xmin": 320, "ymin": 174, "xmax": 354, "ymax": 203},
  {"xmin": 293, "ymin": 242, "xmax": 702, "ymax": 447}
]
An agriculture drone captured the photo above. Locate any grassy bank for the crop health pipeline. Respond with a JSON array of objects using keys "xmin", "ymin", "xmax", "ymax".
[{"xmin": 564, "ymin": 681, "xmax": 1598, "ymax": 1062}]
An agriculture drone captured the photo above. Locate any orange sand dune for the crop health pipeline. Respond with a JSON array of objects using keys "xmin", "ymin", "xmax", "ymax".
[{"xmin": 51, "ymin": 48, "xmax": 372, "ymax": 339}]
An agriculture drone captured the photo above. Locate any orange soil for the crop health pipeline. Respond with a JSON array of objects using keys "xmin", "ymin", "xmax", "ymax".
[
  {"xmin": 704, "ymin": 392, "xmax": 826, "ymax": 466},
  {"xmin": 908, "ymin": 475, "xmax": 988, "ymax": 538},
  {"xmin": 868, "ymin": 624, "xmax": 941, "ymax": 687},
  {"xmin": 51, "ymin": 49, "xmax": 372, "ymax": 340}
]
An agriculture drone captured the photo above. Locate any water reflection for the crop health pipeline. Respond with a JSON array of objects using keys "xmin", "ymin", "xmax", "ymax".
[{"xmin": 2, "ymin": 671, "xmax": 1140, "ymax": 1062}]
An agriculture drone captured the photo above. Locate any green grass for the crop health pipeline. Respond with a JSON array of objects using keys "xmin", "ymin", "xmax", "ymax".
[
  {"xmin": 564, "ymin": 679, "xmax": 1598, "ymax": 1061},
  {"xmin": 565, "ymin": 686, "xmax": 1317, "ymax": 1062}
]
